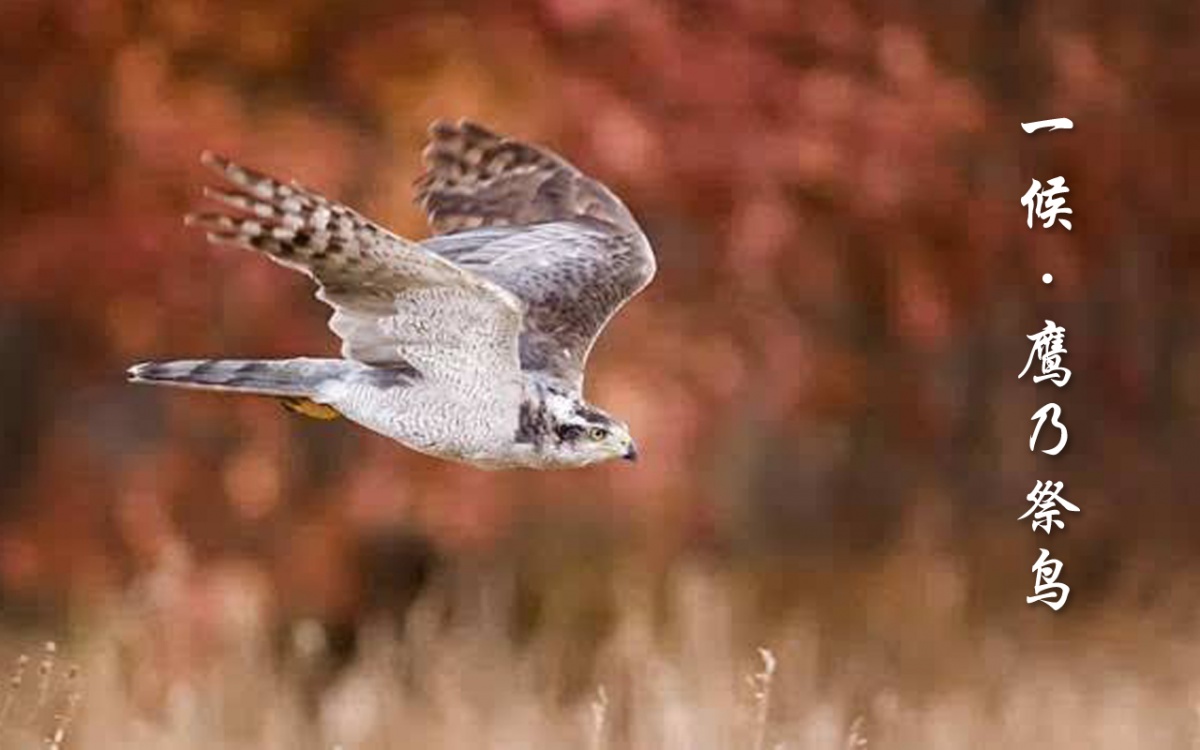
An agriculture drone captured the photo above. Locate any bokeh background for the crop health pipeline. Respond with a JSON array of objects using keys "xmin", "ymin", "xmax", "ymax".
[{"xmin": 0, "ymin": 0, "xmax": 1198, "ymax": 747}]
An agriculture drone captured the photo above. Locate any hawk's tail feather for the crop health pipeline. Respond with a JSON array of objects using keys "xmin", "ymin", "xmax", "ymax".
[{"xmin": 127, "ymin": 358, "xmax": 352, "ymax": 400}]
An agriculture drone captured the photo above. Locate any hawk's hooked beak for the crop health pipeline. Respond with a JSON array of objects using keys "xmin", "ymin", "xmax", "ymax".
[{"xmin": 622, "ymin": 441, "xmax": 639, "ymax": 462}]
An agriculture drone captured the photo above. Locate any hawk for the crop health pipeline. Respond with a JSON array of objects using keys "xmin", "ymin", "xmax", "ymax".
[{"xmin": 128, "ymin": 120, "xmax": 656, "ymax": 469}]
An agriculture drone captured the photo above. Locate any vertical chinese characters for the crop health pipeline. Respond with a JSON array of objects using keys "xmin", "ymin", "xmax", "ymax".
[{"xmin": 1020, "ymin": 118, "xmax": 1076, "ymax": 609}]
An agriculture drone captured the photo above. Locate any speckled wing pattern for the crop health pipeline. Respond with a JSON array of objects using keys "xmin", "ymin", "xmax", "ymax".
[
  {"xmin": 188, "ymin": 153, "xmax": 525, "ymax": 385},
  {"xmin": 414, "ymin": 120, "xmax": 656, "ymax": 392}
]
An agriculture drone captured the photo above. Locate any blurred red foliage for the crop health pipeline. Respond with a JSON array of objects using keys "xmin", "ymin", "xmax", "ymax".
[{"xmin": 0, "ymin": 0, "xmax": 1197, "ymax": 623}]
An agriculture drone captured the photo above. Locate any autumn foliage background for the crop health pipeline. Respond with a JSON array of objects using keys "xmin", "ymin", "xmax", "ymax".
[{"xmin": 0, "ymin": 0, "xmax": 1197, "ymax": 747}]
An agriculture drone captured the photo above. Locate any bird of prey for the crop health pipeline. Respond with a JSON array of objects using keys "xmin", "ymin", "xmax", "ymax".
[{"xmin": 128, "ymin": 121, "xmax": 656, "ymax": 469}]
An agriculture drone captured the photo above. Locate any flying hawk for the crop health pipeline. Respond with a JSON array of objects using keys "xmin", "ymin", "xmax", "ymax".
[{"xmin": 128, "ymin": 121, "xmax": 656, "ymax": 469}]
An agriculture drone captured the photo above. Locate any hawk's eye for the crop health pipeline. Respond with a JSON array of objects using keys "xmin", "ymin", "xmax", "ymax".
[
  {"xmin": 588, "ymin": 427, "xmax": 609, "ymax": 441},
  {"xmin": 556, "ymin": 424, "xmax": 584, "ymax": 441}
]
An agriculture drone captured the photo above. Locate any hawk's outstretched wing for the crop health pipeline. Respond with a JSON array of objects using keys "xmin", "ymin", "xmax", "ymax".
[
  {"xmin": 415, "ymin": 120, "xmax": 640, "ymax": 235},
  {"xmin": 415, "ymin": 121, "xmax": 656, "ymax": 392},
  {"xmin": 188, "ymin": 153, "xmax": 525, "ymax": 386}
]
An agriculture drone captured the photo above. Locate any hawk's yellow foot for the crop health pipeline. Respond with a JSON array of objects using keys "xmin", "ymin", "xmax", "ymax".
[{"xmin": 279, "ymin": 397, "xmax": 341, "ymax": 420}]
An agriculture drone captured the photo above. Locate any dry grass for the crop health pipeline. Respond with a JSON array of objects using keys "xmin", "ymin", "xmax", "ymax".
[{"xmin": 0, "ymin": 543, "xmax": 1196, "ymax": 750}]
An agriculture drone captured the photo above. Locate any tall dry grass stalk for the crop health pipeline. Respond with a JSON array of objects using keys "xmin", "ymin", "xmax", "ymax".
[
  {"xmin": 749, "ymin": 647, "xmax": 776, "ymax": 750},
  {"xmin": 588, "ymin": 685, "xmax": 608, "ymax": 750},
  {"xmin": 0, "ymin": 654, "xmax": 27, "ymax": 733}
]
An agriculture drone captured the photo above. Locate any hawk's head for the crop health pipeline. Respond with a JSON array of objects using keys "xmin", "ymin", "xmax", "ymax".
[{"xmin": 522, "ymin": 390, "xmax": 637, "ymax": 467}]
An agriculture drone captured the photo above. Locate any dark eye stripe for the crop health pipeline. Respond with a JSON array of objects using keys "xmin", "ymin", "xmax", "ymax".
[{"xmin": 556, "ymin": 424, "xmax": 584, "ymax": 441}]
